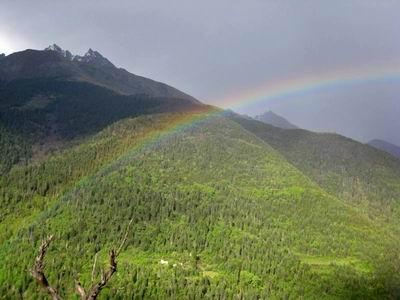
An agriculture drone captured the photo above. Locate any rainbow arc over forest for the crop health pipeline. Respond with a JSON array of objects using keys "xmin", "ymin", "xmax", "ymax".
[
  {"xmin": 98, "ymin": 61, "xmax": 400, "ymax": 173},
  {"xmin": 111, "ymin": 61, "xmax": 400, "ymax": 166},
  {"xmin": 161, "ymin": 62, "xmax": 400, "ymax": 132},
  {"xmin": 56, "ymin": 61, "xmax": 400, "ymax": 204}
]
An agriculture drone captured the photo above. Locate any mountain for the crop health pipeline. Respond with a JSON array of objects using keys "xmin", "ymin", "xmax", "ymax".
[
  {"xmin": 254, "ymin": 110, "xmax": 298, "ymax": 129},
  {"xmin": 0, "ymin": 45, "xmax": 205, "ymax": 173},
  {"xmin": 368, "ymin": 139, "xmax": 400, "ymax": 159},
  {"xmin": 0, "ymin": 44, "xmax": 197, "ymax": 101},
  {"xmin": 1, "ymin": 46, "xmax": 400, "ymax": 299}
]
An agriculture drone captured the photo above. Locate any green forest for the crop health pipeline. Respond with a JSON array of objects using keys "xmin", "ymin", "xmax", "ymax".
[{"xmin": 1, "ymin": 112, "xmax": 400, "ymax": 299}]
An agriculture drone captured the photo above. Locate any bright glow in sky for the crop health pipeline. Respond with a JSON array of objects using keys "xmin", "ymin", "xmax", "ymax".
[{"xmin": 0, "ymin": 33, "xmax": 16, "ymax": 54}]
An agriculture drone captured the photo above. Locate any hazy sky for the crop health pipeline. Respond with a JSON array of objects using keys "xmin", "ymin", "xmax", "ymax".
[{"xmin": 1, "ymin": 0, "xmax": 399, "ymax": 144}]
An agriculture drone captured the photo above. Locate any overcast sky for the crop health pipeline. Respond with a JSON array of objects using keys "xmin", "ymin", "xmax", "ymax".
[{"xmin": 1, "ymin": 0, "xmax": 399, "ymax": 144}]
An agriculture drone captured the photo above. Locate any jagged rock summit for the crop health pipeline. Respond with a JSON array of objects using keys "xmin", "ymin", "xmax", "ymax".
[
  {"xmin": 44, "ymin": 44, "xmax": 113, "ymax": 67},
  {"xmin": 74, "ymin": 48, "xmax": 115, "ymax": 67},
  {"xmin": 44, "ymin": 43, "xmax": 74, "ymax": 60}
]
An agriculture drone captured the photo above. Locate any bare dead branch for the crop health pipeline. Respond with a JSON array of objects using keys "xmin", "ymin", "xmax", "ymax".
[
  {"xmin": 77, "ymin": 218, "xmax": 134, "ymax": 300},
  {"xmin": 75, "ymin": 281, "xmax": 86, "ymax": 299},
  {"xmin": 32, "ymin": 219, "xmax": 134, "ymax": 300},
  {"xmin": 30, "ymin": 235, "xmax": 61, "ymax": 300},
  {"xmin": 84, "ymin": 218, "xmax": 133, "ymax": 299},
  {"xmin": 116, "ymin": 218, "xmax": 133, "ymax": 256},
  {"xmin": 85, "ymin": 249, "xmax": 117, "ymax": 300},
  {"xmin": 91, "ymin": 252, "xmax": 99, "ymax": 283}
]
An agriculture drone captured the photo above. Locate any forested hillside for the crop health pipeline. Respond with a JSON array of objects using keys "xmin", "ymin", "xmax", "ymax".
[
  {"xmin": 1, "ymin": 113, "xmax": 400, "ymax": 299},
  {"xmin": 229, "ymin": 115, "xmax": 400, "ymax": 227}
]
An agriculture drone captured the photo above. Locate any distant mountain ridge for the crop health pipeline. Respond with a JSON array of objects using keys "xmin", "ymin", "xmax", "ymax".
[
  {"xmin": 368, "ymin": 139, "xmax": 400, "ymax": 159},
  {"xmin": 0, "ymin": 44, "xmax": 197, "ymax": 101},
  {"xmin": 254, "ymin": 110, "xmax": 298, "ymax": 129}
]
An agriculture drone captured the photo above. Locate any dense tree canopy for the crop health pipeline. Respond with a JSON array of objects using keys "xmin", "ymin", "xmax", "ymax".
[{"xmin": 1, "ymin": 113, "xmax": 400, "ymax": 299}]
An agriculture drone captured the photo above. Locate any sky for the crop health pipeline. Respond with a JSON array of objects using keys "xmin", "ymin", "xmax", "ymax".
[{"xmin": 1, "ymin": 0, "xmax": 399, "ymax": 144}]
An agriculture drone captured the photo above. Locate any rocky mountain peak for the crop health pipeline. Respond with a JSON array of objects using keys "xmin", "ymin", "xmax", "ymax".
[
  {"xmin": 43, "ymin": 44, "xmax": 114, "ymax": 67},
  {"xmin": 44, "ymin": 43, "xmax": 63, "ymax": 52},
  {"xmin": 44, "ymin": 44, "xmax": 73, "ymax": 60},
  {"xmin": 85, "ymin": 48, "xmax": 97, "ymax": 56},
  {"xmin": 76, "ymin": 48, "xmax": 114, "ymax": 67}
]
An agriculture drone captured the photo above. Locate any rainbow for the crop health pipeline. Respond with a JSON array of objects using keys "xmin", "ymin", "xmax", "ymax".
[
  {"xmin": 216, "ymin": 62, "xmax": 400, "ymax": 110},
  {"xmin": 87, "ymin": 61, "xmax": 400, "ymax": 177},
  {"xmin": 41, "ymin": 61, "xmax": 400, "ymax": 214}
]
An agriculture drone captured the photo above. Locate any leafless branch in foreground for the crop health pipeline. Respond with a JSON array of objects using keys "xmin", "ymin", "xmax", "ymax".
[
  {"xmin": 30, "ymin": 235, "xmax": 61, "ymax": 300},
  {"xmin": 77, "ymin": 218, "xmax": 133, "ymax": 299},
  {"xmin": 76, "ymin": 249, "xmax": 117, "ymax": 300},
  {"xmin": 31, "ymin": 219, "xmax": 134, "ymax": 300},
  {"xmin": 116, "ymin": 218, "xmax": 134, "ymax": 256},
  {"xmin": 91, "ymin": 252, "xmax": 99, "ymax": 283},
  {"xmin": 75, "ymin": 280, "xmax": 87, "ymax": 299}
]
